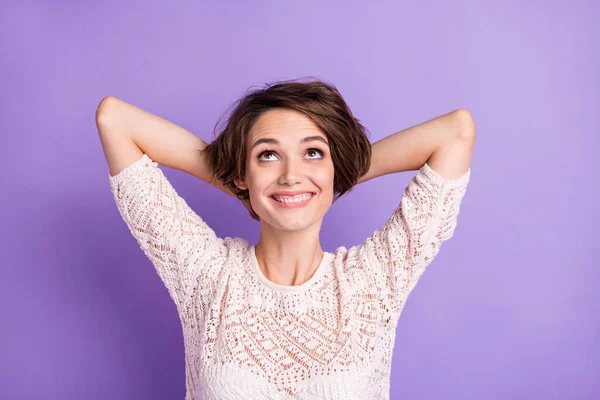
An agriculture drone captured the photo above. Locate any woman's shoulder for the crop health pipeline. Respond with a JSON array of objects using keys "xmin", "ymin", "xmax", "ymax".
[
  {"xmin": 202, "ymin": 235, "xmax": 251, "ymax": 263},
  {"xmin": 328, "ymin": 244, "xmax": 374, "ymax": 281}
]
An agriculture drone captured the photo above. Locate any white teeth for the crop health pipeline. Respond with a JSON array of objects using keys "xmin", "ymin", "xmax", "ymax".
[{"xmin": 272, "ymin": 193, "xmax": 314, "ymax": 203}]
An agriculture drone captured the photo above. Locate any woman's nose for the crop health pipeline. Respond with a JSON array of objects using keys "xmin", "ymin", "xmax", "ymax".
[{"xmin": 278, "ymin": 159, "xmax": 304, "ymax": 185}]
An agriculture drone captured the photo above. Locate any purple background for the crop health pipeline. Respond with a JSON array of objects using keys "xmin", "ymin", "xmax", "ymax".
[{"xmin": 2, "ymin": 1, "xmax": 598, "ymax": 399}]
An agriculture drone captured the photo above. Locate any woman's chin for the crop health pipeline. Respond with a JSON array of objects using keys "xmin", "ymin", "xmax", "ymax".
[{"xmin": 259, "ymin": 214, "xmax": 321, "ymax": 232}]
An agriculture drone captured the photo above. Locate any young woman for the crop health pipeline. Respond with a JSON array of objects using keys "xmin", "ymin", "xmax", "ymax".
[{"xmin": 96, "ymin": 79, "xmax": 475, "ymax": 400}]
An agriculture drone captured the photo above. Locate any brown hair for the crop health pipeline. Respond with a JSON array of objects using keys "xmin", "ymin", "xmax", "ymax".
[{"xmin": 200, "ymin": 77, "xmax": 372, "ymax": 209}]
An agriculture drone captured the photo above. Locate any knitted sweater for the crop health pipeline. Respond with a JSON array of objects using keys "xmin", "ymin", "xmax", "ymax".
[{"xmin": 108, "ymin": 153, "xmax": 470, "ymax": 399}]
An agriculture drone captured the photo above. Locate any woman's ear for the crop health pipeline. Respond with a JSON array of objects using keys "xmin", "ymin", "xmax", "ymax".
[{"xmin": 234, "ymin": 178, "xmax": 248, "ymax": 191}]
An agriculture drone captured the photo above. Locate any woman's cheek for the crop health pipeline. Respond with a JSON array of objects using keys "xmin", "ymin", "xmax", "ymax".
[{"xmin": 315, "ymin": 167, "xmax": 335, "ymax": 192}]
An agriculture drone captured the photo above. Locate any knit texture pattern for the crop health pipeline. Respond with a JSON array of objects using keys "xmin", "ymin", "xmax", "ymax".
[{"xmin": 109, "ymin": 153, "xmax": 471, "ymax": 399}]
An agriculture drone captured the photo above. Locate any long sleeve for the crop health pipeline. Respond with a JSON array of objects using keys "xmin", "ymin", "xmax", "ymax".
[
  {"xmin": 358, "ymin": 162, "xmax": 471, "ymax": 312},
  {"xmin": 108, "ymin": 153, "xmax": 228, "ymax": 313}
]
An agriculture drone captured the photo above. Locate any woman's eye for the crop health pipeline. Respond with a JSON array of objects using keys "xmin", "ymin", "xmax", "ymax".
[
  {"xmin": 258, "ymin": 150, "xmax": 277, "ymax": 161},
  {"xmin": 306, "ymin": 149, "xmax": 324, "ymax": 159},
  {"xmin": 257, "ymin": 148, "xmax": 324, "ymax": 162}
]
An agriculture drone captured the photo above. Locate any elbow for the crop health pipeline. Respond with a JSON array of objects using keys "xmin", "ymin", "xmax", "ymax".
[
  {"xmin": 95, "ymin": 96, "xmax": 119, "ymax": 124},
  {"xmin": 454, "ymin": 108, "xmax": 476, "ymax": 139}
]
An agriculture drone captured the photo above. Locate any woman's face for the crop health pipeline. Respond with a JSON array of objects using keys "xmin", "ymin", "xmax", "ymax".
[{"xmin": 235, "ymin": 108, "xmax": 335, "ymax": 232}]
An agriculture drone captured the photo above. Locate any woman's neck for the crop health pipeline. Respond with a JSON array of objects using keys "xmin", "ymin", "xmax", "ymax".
[{"xmin": 254, "ymin": 235, "xmax": 324, "ymax": 287}]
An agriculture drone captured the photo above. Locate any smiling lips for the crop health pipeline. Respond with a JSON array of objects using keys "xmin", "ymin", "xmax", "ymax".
[{"xmin": 270, "ymin": 192, "xmax": 316, "ymax": 209}]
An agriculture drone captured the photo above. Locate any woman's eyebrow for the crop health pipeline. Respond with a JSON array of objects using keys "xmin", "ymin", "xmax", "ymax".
[{"xmin": 250, "ymin": 136, "xmax": 328, "ymax": 150}]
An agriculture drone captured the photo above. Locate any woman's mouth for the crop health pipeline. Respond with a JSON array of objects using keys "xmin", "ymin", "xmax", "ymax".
[{"xmin": 269, "ymin": 192, "xmax": 316, "ymax": 209}]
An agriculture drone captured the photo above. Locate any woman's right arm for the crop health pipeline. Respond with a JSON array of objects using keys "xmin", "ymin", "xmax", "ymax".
[
  {"xmin": 96, "ymin": 96, "xmax": 238, "ymax": 314},
  {"xmin": 95, "ymin": 96, "xmax": 236, "ymax": 198}
]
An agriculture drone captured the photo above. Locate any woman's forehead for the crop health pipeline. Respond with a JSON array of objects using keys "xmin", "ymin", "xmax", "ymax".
[{"xmin": 248, "ymin": 109, "xmax": 327, "ymax": 145}]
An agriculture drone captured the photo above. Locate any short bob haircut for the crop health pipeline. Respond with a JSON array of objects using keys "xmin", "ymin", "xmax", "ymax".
[{"xmin": 200, "ymin": 77, "xmax": 372, "ymax": 211}]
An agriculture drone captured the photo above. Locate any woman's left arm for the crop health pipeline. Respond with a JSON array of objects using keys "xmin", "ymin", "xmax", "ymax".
[{"xmin": 357, "ymin": 109, "xmax": 476, "ymax": 184}]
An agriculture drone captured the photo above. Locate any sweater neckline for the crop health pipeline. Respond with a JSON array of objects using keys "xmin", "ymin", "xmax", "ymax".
[{"xmin": 249, "ymin": 245, "xmax": 333, "ymax": 293}]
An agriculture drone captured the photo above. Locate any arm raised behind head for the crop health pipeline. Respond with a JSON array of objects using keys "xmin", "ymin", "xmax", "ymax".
[
  {"xmin": 95, "ymin": 96, "xmax": 236, "ymax": 198},
  {"xmin": 357, "ymin": 109, "xmax": 475, "ymax": 184}
]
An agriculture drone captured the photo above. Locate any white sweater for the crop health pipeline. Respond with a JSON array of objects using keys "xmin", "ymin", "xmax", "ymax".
[{"xmin": 109, "ymin": 153, "xmax": 470, "ymax": 399}]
